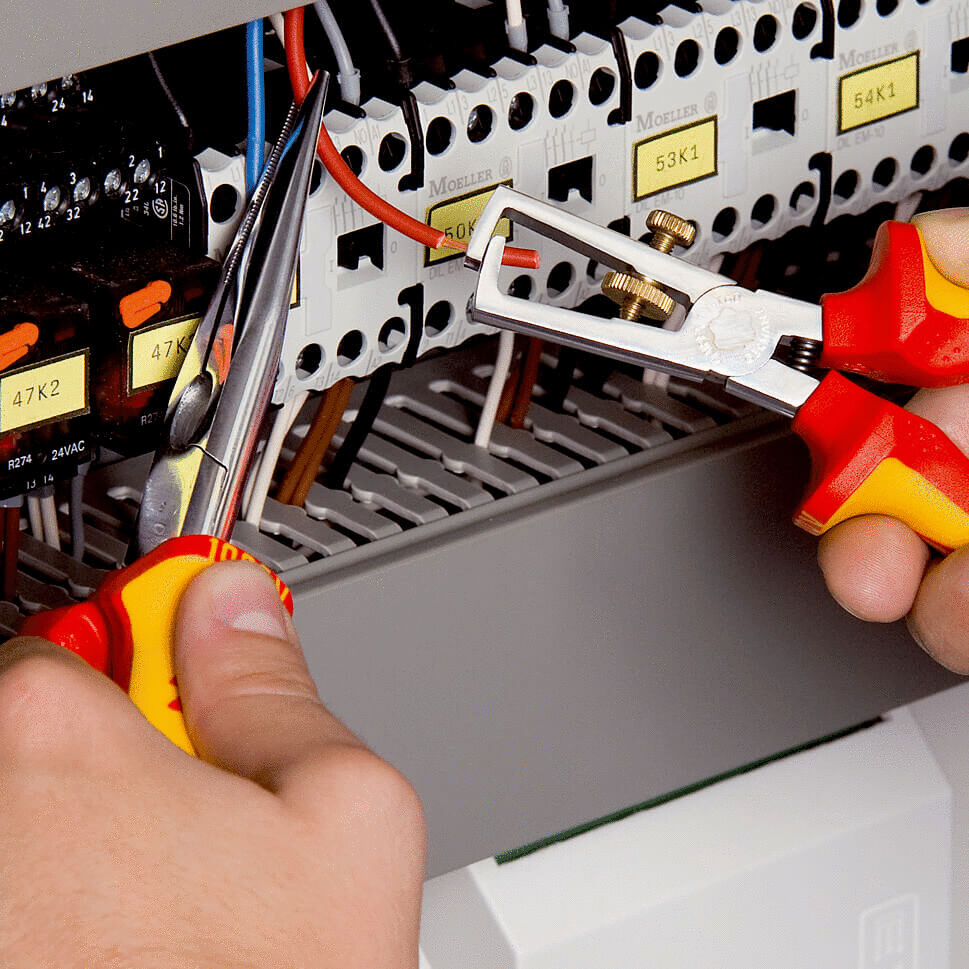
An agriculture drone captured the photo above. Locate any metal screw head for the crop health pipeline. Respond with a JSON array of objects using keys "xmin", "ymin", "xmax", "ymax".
[
  {"xmin": 0, "ymin": 92, "xmax": 17, "ymax": 109},
  {"xmin": 59, "ymin": 75, "xmax": 77, "ymax": 91},
  {"xmin": 0, "ymin": 200, "xmax": 16, "ymax": 225},
  {"xmin": 133, "ymin": 159, "xmax": 151, "ymax": 185},
  {"xmin": 645, "ymin": 210, "xmax": 696, "ymax": 253},
  {"xmin": 29, "ymin": 83, "xmax": 47, "ymax": 101},
  {"xmin": 602, "ymin": 270, "xmax": 676, "ymax": 322},
  {"xmin": 73, "ymin": 177, "xmax": 92, "ymax": 203},
  {"xmin": 103, "ymin": 169, "xmax": 123, "ymax": 196},
  {"xmin": 42, "ymin": 186, "xmax": 61, "ymax": 212}
]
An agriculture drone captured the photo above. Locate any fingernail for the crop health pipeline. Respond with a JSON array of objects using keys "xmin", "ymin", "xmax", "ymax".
[{"xmin": 206, "ymin": 562, "xmax": 288, "ymax": 640}]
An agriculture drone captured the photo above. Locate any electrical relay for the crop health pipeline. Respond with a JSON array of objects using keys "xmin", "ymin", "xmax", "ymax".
[
  {"xmin": 59, "ymin": 227, "xmax": 219, "ymax": 453},
  {"xmin": 0, "ymin": 266, "xmax": 92, "ymax": 499}
]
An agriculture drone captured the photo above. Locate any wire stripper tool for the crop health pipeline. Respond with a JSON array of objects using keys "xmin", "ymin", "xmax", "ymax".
[
  {"xmin": 465, "ymin": 186, "xmax": 969, "ymax": 555},
  {"xmin": 18, "ymin": 74, "xmax": 329, "ymax": 755}
]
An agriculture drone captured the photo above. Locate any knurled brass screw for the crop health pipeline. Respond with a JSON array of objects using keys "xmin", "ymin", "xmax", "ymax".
[
  {"xmin": 601, "ymin": 272, "xmax": 675, "ymax": 321},
  {"xmin": 645, "ymin": 210, "xmax": 696, "ymax": 253},
  {"xmin": 601, "ymin": 209, "xmax": 695, "ymax": 321}
]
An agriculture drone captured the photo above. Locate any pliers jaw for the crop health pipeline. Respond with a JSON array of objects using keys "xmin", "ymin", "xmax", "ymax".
[{"xmin": 466, "ymin": 187, "xmax": 824, "ymax": 418}]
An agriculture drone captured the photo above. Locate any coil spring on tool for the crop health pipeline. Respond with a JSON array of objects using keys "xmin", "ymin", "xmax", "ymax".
[{"xmin": 787, "ymin": 337, "xmax": 822, "ymax": 372}]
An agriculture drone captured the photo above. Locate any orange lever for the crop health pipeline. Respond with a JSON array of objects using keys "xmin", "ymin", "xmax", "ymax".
[
  {"xmin": 0, "ymin": 321, "xmax": 40, "ymax": 372},
  {"xmin": 119, "ymin": 280, "xmax": 172, "ymax": 330},
  {"xmin": 19, "ymin": 535, "xmax": 293, "ymax": 755},
  {"xmin": 791, "ymin": 372, "xmax": 969, "ymax": 553},
  {"xmin": 821, "ymin": 221, "xmax": 969, "ymax": 387}
]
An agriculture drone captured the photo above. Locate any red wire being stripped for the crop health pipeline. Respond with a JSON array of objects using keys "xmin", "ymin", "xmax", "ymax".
[{"xmin": 283, "ymin": 7, "xmax": 540, "ymax": 270}]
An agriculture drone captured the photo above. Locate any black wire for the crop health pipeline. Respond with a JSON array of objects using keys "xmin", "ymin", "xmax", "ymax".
[
  {"xmin": 399, "ymin": 92, "xmax": 425, "ymax": 191},
  {"xmin": 147, "ymin": 52, "xmax": 194, "ymax": 149},
  {"xmin": 323, "ymin": 365, "xmax": 393, "ymax": 489},
  {"xmin": 324, "ymin": 290, "xmax": 425, "ymax": 490},
  {"xmin": 366, "ymin": 0, "xmax": 404, "ymax": 62},
  {"xmin": 364, "ymin": 0, "xmax": 424, "ymax": 189},
  {"xmin": 543, "ymin": 346, "xmax": 578, "ymax": 413}
]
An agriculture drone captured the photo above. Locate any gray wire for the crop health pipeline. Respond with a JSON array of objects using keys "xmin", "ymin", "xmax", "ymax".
[
  {"xmin": 313, "ymin": 1, "xmax": 361, "ymax": 106},
  {"xmin": 148, "ymin": 52, "xmax": 192, "ymax": 137},
  {"xmin": 70, "ymin": 470, "xmax": 86, "ymax": 561}
]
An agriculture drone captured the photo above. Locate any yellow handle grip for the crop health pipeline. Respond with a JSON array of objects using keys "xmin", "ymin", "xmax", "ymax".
[{"xmin": 20, "ymin": 536, "xmax": 294, "ymax": 755}]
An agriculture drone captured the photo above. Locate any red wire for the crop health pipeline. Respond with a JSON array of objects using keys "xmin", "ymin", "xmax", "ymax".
[{"xmin": 283, "ymin": 7, "xmax": 539, "ymax": 270}]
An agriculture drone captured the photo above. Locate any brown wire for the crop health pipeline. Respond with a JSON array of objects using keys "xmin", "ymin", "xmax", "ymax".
[
  {"xmin": 290, "ymin": 377, "xmax": 354, "ymax": 507},
  {"xmin": 508, "ymin": 338, "xmax": 544, "ymax": 430},
  {"xmin": 276, "ymin": 380, "xmax": 352, "ymax": 505},
  {"xmin": 3, "ymin": 506, "xmax": 19, "ymax": 602},
  {"xmin": 276, "ymin": 394, "xmax": 331, "ymax": 504},
  {"xmin": 739, "ymin": 242, "xmax": 765, "ymax": 291},
  {"xmin": 494, "ymin": 341, "xmax": 521, "ymax": 427}
]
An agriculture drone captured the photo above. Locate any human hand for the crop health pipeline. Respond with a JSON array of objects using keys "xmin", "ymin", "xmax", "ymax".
[
  {"xmin": 0, "ymin": 562, "xmax": 426, "ymax": 969},
  {"xmin": 818, "ymin": 207, "xmax": 969, "ymax": 673}
]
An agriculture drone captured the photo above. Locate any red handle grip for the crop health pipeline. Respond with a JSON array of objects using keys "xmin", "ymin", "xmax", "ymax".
[
  {"xmin": 820, "ymin": 221, "xmax": 969, "ymax": 387},
  {"xmin": 791, "ymin": 372, "xmax": 969, "ymax": 553},
  {"xmin": 19, "ymin": 536, "xmax": 293, "ymax": 754}
]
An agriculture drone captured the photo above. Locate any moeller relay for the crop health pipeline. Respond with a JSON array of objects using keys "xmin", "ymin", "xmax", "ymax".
[
  {"xmin": 62, "ymin": 227, "xmax": 219, "ymax": 453},
  {"xmin": 0, "ymin": 266, "xmax": 92, "ymax": 498}
]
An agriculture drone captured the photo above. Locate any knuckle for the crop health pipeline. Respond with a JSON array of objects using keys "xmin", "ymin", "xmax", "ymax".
[
  {"xmin": 304, "ymin": 744, "xmax": 426, "ymax": 837},
  {"xmin": 0, "ymin": 645, "xmax": 90, "ymax": 755}
]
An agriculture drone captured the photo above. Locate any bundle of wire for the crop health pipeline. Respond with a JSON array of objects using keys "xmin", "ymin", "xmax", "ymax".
[{"xmin": 276, "ymin": 379, "xmax": 354, "ymax": 507}]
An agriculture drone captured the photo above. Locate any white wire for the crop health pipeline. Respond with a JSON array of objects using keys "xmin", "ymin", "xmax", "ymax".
[
  {"xmin": 642, "ymin": 303, "xmax": 685, "ymax": 389},
  {"xmin": 40, "ymin": 495, "xmax": 60, "ymax": 551},
  {"xmin": 313, "ymin": 1, "xmax": 361, "ymax": 105},
  {"xmin": 475, "ymin": 329, "xmax": 515, "ymax": 449},
  {"xmin": 547, "ymin": 0, "xmax": 570, "ymax": 40},
  {"xmin": 244, "ymin": 391, "xmax": 309, "ymax": 526},
  {"xmin": 505, "ymin": 0, "xmax": 527, "ymax": 49},
  {"xmin": 26, "ymin": 496, "xmax": 42, "ymax": 540},
  {"xmin": 269, "ymin": 12, "xmax": 312, "ymax": 79},
  {"xmin": 268, "ymin": 13, "xmax": 286, "ymax": 42}
]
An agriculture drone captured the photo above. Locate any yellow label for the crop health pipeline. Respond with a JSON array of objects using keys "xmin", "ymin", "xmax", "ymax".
[
  {"xmin": 0, "ymin": 351, "xmax": 88, "ymax": 434},
  {"xmin": 633, "ymin": 116, "xmax": 717, "ymax": 201},
  {"xmin": 290, "ymin": 260, "xmax": 300, "ymax": 308},
  {"xmin": 838, "ymin": 51, "xmax": 919, "ymax": 133},
  {"xmin": 425, "ymin": 180, "xmax": 512, "ymax": 266},
  {"xmin": 129, "ymin": 314, "xmax": 201, "ymax": 392}
]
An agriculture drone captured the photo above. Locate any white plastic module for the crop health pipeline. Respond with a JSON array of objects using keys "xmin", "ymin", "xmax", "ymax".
[
  {"xmin": 826, "ymin": 0, "xmax": 969, "ymax": 219},
  {"xmin": 420, "ymin": 709, "xmax": 952, "ymax": 968},
  {"xmin": 502, "ymin": 33, "xmax": 628, "ymax": 312},
  {"xmin": 273, "ymin": 98, "xmax": 423, "ymax": 404},
  {"xmin": 619, "ymin": 1, "xmax": 826, "ymax": 264},
  {"xmin": 180, "ymin": 0, "xmax": 969, "ymax": 405}
]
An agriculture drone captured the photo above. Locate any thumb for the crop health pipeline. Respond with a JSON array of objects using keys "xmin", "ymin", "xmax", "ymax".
[
  {"xmin": 174, "ymin": 561, "xmax": 363, "ymax": 794},
  {"xmin": 912, "ymin": 206, "xmax": 969, "ymax": 286}
]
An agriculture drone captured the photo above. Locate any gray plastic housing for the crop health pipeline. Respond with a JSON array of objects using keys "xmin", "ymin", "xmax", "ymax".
[{"xmin": 284, "ymin": 420, "xmax": 958, "ymax": 877}]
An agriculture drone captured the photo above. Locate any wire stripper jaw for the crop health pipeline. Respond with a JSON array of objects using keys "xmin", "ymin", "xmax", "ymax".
[{"xmin": 465, "ymin": 186, "xmax": 824, "ymax": 418}]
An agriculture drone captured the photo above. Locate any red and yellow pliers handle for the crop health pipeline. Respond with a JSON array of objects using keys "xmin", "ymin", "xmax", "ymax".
[
  {"xmin": 19, "ymin": 536, "xmax": 292, "ymax": 754},
  {"xmin": 788, "ymin": 220, "xmax": 969, "ymax": 554}
]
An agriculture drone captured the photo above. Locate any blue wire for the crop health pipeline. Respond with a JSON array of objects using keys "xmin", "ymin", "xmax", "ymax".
[{"xmin": 245, "ymin": 19, "xmax": 265, "ymax": 197}]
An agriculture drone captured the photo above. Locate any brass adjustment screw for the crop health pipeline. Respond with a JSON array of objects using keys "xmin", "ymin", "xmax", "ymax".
[
  {"xmin": 602, "ymin": 209, "xmax": 696, "ymax": 321},
  {"xmin": 601, "ymin": 272, "xmax": 675, "ymax": 321}
]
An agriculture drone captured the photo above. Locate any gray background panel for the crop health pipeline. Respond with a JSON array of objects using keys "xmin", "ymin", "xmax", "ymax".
[
  {"xmin": 1, "ymin": 1, "xmax": 281, "ymax": 92},
  {"xmin": 289, "ymin": 427, "xmax": 958, "ymax": 877}
]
